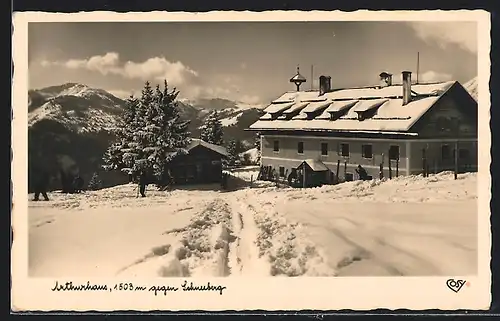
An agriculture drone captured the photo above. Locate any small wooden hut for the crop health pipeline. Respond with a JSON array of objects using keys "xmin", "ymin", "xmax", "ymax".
[
  {"xmin": 167, "ymin": 139, "xmax": 229, "ymax": 185},
  {"xmin": 296, "ymin": 159, "xmax": 330, "ymax": 188}
]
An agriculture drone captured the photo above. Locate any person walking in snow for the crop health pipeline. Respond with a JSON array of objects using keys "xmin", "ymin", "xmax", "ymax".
[
  {"xmin": 355, "ymin": 164, "xmax": 369, "ymax": 181},
  {"xmin": 138, "ymin": 170, "xmax": 148, "ymax": 197},
  {"xmin": 73, "ymin": 175, "xmax": 84, "ymax": 193},
  {"xmin": 287, "ymin": 171, "xmax": 294, "ymax": 186},
  {"xmin": 33, "ymin": 169, "xmax": 50, "ymax": 201},
  {"xmin": 167, "ymin": 169, "xmax": 174, "ymax": 188}
]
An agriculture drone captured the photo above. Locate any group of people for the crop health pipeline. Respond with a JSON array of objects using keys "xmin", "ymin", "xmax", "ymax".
[
  {"xmin": 31, "ymin": 170, "xmax": 86, "ymax": 201},
  {"xmin": 32, "ymin": 170, "xmax": 51, "ymax": 201}
]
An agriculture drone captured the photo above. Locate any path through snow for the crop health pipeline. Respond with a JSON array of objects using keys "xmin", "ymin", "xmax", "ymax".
[{"xmin": 28, "ymin": 172, "xmax": 478, "ymax": 277}]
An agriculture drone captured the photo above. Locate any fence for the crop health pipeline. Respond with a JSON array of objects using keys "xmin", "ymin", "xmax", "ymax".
[{"xmin": 420, "ymin": 145, "xmax": 475, "ymax": 179}]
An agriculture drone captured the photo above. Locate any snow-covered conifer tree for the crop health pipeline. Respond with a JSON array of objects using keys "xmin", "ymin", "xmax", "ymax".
[
  {"xmin": 130, "ymin": 81, "xmax": 155, "ymax": 172},
  {"xmin": 152, "ymin": 80, "xmax": 191, "ymax": 180},
  {"xmin": 254, "ymin": 131, "xmax": 261, "ymax": 164},
  {"xmin": 102, "ymin": 94, "xmax": 139, "ymax": 173},
  {"xmin": 87, "ymin": 172, "xmax": 103, "ymax": 191},
  {"xmin": 200, "ymin": 110, "xmax": 224, "ymax": 145},
  {"xmin": 102, "ymin": 80, "xmax": 191, "ymax": 185},
  {"xmin": 226, "ymin": 139, "xmax": 243, "ymax": 166}
]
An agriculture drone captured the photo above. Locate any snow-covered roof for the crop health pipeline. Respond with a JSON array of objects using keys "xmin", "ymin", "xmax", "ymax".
[
  {"xmin": 282, "ymin": 102, "xmax": 309, "ymax": 115},
  {"xmin": 250, "ymin": 81, "xmax": 457, "ymax": 134},
  {"xmin": 300, "ymin": 159, "xmax": 329, "ymax": 172},
  {"xmin": 263, "ymin": 101, "xmax": 295, "ymax": 114},
  {"xmin": 188, "ymin": 139, "xmax": 229, "ymax": 157}
]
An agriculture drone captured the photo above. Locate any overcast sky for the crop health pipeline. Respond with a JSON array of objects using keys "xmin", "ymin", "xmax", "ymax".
[{"xmin": 28, "ymin": 21, "xmax": 477, "ymax": 104}]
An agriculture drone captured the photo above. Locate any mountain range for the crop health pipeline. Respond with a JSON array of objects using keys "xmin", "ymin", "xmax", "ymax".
[{"xmin": 28, "ymin": 83, "xmax": 265, "ymax": 191}]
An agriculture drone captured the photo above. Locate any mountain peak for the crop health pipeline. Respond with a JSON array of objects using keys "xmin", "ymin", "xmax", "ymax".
[{"xmin": 462, "ymin": 76, "xmax": 478, "ymax": 101}]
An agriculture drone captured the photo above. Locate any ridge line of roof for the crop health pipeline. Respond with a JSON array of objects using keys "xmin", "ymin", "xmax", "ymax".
[{"xmin": 280, "ymin": 80, "xmax": 456, "ymax": 95}]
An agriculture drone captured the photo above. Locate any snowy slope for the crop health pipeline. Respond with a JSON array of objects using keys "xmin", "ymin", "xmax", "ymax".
[
  {"xmin": 28, "ymin": 83, "xmax": 127, "ymax": 133},
  {"xmin": 29, "ymin": 171, "xmax": 477, "ymax": 278},
  {"xmin": 220, "ymin": 112, "xmax": 243, "ymax": 127},
  {"xmin": 463, "ymin": 77, "xmax": 478, "ymax": 101},
  {"xmin": 185, "ymin": 97, "xmax": 264, "ymax": 112},
  {"xmin": 239, "ymin": 147, "xmax": 259, "ymax": 164}
]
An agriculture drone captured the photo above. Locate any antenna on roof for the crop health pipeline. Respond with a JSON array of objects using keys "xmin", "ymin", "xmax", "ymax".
[
  {"xmin": 416, "ymin": 52, "xmax": 420, "ymax": 84},
  {"xmin": 311, "ymin": 65, "xmax": 314, "ymax": 90}
]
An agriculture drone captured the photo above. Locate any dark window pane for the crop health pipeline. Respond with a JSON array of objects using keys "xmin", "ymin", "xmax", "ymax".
[
  {"xmin": 273, "ymin": 140, "xmax": 279, "ymax": 152},
  {"xmin": 441, "ymin": 145, "xmax": 451, "ymax": 160},
  {"xmin": 389, "ymin": 145, "xmax": 400, "ymax": 160},
  {"xmin": 340, "ymin": 143, "xmax": 350, "ymax": 157},
  {"xmin": 297, "ymin": 142, "xmax": 304, "ymax": 154},
  {"xmin": 362, "ymin": 144, "xmax": 373, "ymax": 158},
  {"xmin": 321, "ymin": 143, "xmax": 328, "ymax": 156}
]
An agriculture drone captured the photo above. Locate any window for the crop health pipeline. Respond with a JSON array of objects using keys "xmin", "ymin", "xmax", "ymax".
[
  {"xmin": 279, "ymin": 166, "xmax": 285, "ymax": 177},
  {"xmin": 273, "ymin": 140, "xmax": 280, "ymax": 152},
  {"xmin": 459, "ymin": 149, "xmax": 470, "ymax": 159},
  {"xmin": 441, "ymin": 144, "xmax": 451, "ymax": 160},
  {"xmin": 389, "ymin": 145, "xmax": 400, "ymax": 161},
  {"xmin": 339, "ymin": 143, "xmax": 350, "ymax": 157},
  {"xmin": 362, "ymin": 144, "xmax": 373, "ymax": 159},
  {"xmin": 321, "ymin": 143, "xmax": 328, "ymax": 156},
  {"xmin": 297, "ymin": 141, "xmax": 304, "ymax": 154}
]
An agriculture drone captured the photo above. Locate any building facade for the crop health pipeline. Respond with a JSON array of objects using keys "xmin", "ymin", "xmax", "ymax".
[
  {"xmin": 249, "ymin": 70, "xmax": 478, "ymax": 181},
  {"xmin": 167, "ymin": 139, "xmax": 229, "ymax": 185}
]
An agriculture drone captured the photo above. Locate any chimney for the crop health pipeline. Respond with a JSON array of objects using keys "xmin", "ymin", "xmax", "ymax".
[
  {"xmin": 379, "ymin": 72, "xmax": 392, "ymax": 87},
  {"xmin": 402, "ymin": 71, "xmax": 412, "ymax": 105},
  {"xmin": 319, "ymin": 75, "xmax": 332, "ymax": 96}
]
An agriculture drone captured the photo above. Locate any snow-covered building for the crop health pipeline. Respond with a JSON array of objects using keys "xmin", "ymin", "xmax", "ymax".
[
  {"xmin": 248, "ymin": 69, "xmax": 478, "ymax": 179},
  {"xmin": 168, "ymin": 138, "xmax": 229, "ymax": 185}
]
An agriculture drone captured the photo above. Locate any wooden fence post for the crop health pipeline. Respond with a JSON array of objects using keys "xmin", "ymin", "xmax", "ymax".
[
  {"xmin": 455, "ymin": 119, "xmax": 460, "ymax": 179},
  {"xmin": 336, "ymin": 160, "xmax": 340, "ymax": 183},
  {"xmin": 422, "ymin": 148, "xmax": 427, "ymax": 177},
  {"xmin": 302, "ymin": 165, "xmax": 306, "ymax": 189}
]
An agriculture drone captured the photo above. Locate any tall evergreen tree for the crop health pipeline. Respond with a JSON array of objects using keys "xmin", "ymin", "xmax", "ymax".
[
  {"xmin": 131, "ymin": 81, "xmax": 156, "ymax": 171},
  {"xmin": 102, "ymin": 94, "xmax": 139, "ymax": 173},
  {"xmin": 200, "ymin": 110, "xmax": 224, "ymax": 145},
  {"xmin": 226, "ymin": 139, "xmax": 243, "ymax": 166},
  {"xmin": 254, "ymin": 131, "xmax": 261, "ymax": 164},
  {"xmin": 151, "ymin": 80, "xmax": 191, "ymax": 179},
  {"xmin": 102, "ymin": 80, "xmax": 191, "ymax": 184}
]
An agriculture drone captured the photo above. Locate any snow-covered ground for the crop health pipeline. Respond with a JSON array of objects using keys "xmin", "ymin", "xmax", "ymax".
[{"xmin": 28, "ymin": 171, "xmax": 477, "ymax": 278}]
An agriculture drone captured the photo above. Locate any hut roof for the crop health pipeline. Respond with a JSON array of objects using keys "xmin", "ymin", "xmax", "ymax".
[{"xmin": 300, "ymin": 159, "xmax": 329, "ymax": 172}]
